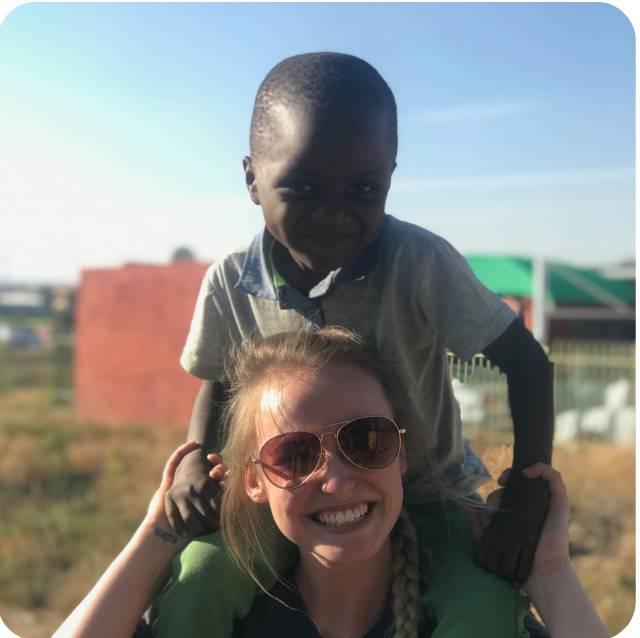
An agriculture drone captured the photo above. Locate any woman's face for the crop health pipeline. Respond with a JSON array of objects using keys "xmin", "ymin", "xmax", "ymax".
[{"xmin": 245, "ymin": 363, "xmax": 405, "ymax": 567}]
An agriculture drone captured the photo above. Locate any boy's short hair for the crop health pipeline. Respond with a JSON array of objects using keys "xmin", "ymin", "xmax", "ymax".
[{"xmin": 250, "ymin": 51, "xmax": 398, "ymax": 160}]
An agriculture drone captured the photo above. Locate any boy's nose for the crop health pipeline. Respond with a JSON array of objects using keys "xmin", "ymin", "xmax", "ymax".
[{"xmin": 314, "ymin": 194, "xmax": 349, "ymax": 219}]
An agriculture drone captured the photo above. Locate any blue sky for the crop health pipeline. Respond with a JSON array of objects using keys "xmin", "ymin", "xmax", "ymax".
[{"xmin": 0, "ymin": 2, "xmax": 635, "ymax": 284}]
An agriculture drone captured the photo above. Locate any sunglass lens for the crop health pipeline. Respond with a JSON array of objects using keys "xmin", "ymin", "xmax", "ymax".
[
  {"xmin": 339, "ymin": 417, "xmax": 400, "ymax": 470},
  {"xmin": 260, "ymin": 432, "xmax": 321, "ymax": 487}
]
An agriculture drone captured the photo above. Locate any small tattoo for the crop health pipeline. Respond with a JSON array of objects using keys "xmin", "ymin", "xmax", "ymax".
[{"xmin": 154, "ymin": 525, "xmax": 178, "ymax": 544}]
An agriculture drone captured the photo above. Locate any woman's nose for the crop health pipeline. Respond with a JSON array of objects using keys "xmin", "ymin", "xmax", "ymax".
[{"xmin": 316, "ymin": 436, "xmax": 357, "ymax": 495}]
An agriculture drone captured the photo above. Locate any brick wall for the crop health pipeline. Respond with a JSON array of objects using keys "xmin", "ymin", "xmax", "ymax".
[{"xmin": 74, "ymin": 262, "xmax": 210, "ymax": 428}]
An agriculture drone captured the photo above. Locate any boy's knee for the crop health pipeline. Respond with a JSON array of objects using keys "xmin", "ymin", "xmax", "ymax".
[
  {"xmin": 406, "ymin": 502, "xmax": 527, "ymax": 637},
  {"xmin": 151, "ymin": 533, "xmax": 256, "ymax": 638},
  {"xmin": 151, "ymin": 531, "xmax": 298, "ymax": 638}
]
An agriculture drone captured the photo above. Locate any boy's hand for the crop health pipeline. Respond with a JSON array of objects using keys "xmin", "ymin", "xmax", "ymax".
[
  {"xmin": 146, "ymin": 440, "xmax": 201, "ymax": 531},
  {"xmin": 472, "ymin": 469, "xmax": 550, "ymax": 583},
  {"xmin": 207, "ymin": 452, "xmax": 230, "ymax": 488},
  {"xmin": 163, "ymin": 447, "xmax": 222, "ymax": 537}
]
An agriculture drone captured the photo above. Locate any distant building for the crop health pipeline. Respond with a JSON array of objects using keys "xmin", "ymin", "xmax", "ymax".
[
  {"xmin": 466, "ymin": 256, "xmax": 635, "ymax": 343},
  {"xmin": 0, "ymin": 323, "xmax": 43, "ymax": 347},
  {"xmin": 74, "ymin": 261, "xmax": 210, "ymax": 428},
  {"xmin": 0, "ymin": 286, "xmax": 50, "ymax": 317}
]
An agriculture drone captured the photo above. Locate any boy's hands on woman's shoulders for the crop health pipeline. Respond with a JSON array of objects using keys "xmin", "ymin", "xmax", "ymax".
[
  {"xmin": 474, "ymin": 472, "xmax": 551, "ymax": 583},
  {"xmin": 143, "ymin": 440, "xmax": 202, "ymax": 546},
  {"xmin": 207, "ymin": 453, "xmax": 230, "ymax": 488},
  {"xmin": 466, "ymin": 463, "xmax": 563, "ymax": 584},
  {"xmin": 163, "ymin": 447, "xmax": 224, "ymax": 537}
]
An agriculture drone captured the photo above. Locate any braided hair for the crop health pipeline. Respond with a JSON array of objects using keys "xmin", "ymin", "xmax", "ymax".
[
  {"xmin": 249, "ymin": 52, "xmax": 398, "ymax": 160},
  {"xmin": 390, "ymin": 509, "xmax": 426, "ymax": 638}
]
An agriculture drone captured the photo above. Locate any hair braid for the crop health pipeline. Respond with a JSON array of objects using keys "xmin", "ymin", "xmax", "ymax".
[{"xmin": 390, "ymin": 509, "xmax": 425, "ymax": 638}]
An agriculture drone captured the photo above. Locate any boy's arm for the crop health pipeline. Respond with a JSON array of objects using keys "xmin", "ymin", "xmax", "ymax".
[
  {"xmin": 164, "ymin": 380, "xmax": 227, "ymax": 536},
  {"xmin": 483, "ymin": 318, "xmax": 554, "ymax": 468},
  {"xmin": 475, "ymin": 318, "xmax": 554, "ymax": 583},
  {"xmin": 187, "ymin": 379, "xmax": 228, "ymax": 449}
]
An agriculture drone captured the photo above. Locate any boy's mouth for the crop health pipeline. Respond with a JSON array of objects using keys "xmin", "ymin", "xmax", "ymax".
[{"xmin": 302, "ymin": 234, "xmax": 356, "ymax": 247}]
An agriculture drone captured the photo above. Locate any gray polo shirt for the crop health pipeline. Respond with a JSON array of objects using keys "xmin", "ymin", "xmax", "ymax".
[{"xmin": 181, "ymin": 215, "xmax": 515, "ymax": 499}]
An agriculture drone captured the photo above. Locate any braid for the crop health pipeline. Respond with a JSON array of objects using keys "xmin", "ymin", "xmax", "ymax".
[{"xmin": 390, "ymin": 509, "xmax": 425, "ymax": 638}]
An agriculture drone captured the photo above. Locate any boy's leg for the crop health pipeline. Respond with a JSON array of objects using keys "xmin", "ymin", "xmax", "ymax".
[
  {"xmin": 406, "ymin": 501, "xmax": 530, "ymax": 638},
  {"xmin": 149, "ymin": 530, "xmax": 296, "ymax": 638},
  {"xmin": 149, "ymin": 532, "xmax": 256, "ymax": 638}
]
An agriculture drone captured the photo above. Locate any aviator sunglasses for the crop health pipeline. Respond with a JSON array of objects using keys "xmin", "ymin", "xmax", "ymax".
[{"xmin": 251, "ymin": 416, "xmax": 406, "ymax": 489}]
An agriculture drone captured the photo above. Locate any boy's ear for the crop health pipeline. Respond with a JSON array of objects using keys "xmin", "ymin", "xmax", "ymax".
[
  {"xmin": 245, "ymin": 465, "xmax": 268, "ymax": 503},
  {"xmin": 243, "ymin": 156, "xmax": 261, "ymax": 205}
]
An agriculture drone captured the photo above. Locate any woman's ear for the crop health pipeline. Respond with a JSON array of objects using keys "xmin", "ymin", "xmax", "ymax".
[
  {"xmin": 245, "ymin": 465, "xmax": 268, "ymax": 503},
  {"xmin": 243, "ymin": 156, "xmax": 261, "ymax": 205}
]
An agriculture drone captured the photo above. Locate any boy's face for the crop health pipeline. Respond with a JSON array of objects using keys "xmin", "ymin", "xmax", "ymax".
[{"xmin": 244, "ymin": 103, "xmax": 396, "ymax": 274}]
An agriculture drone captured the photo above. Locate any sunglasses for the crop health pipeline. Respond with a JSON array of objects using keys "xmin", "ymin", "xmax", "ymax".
[{"xmin": 251, "ymin": 416, "xmax": 406, "ymax": 490}]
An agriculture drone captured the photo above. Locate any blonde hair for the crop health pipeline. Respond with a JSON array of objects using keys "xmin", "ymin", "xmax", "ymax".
[{"xmin": 219, "ymin": 327, "xmax": 431, "ymax": 637}]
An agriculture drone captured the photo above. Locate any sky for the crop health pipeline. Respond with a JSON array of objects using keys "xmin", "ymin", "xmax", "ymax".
[{"xmin": 0, "ymin": 1, "xmax": 636, "ymax": 285}]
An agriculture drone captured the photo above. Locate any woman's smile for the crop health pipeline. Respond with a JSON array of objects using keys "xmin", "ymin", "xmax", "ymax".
[
  {"xmin": 311, "ymin": 501, "xmax": 370, "ymax": 527},
  {"xmin": 249, "ymin": 362, "xmax": 405, "ymax": 565}
]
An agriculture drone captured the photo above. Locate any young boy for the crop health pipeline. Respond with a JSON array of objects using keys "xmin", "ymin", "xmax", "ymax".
[{"xmin": 155, "ymin": 52, "xmax": 554, "ymax": 637}]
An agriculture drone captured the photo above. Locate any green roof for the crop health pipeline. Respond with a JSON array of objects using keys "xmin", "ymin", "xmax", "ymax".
[{"xmin": 466, "ymin": 256, "xmax": 635, "ymax": 306}]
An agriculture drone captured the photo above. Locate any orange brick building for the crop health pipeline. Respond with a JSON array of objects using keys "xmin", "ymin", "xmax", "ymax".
[{"xmin": 74, "ymin": 261, "xmax": 210, "ymax": 428}]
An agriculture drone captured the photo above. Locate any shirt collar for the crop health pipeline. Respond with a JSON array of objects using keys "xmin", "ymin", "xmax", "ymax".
[
  {"xmin": 235, "ymin": 215, "xmax": 388, "ymax": 307},
  {"xmin": 234, "ymin": 228, "xmax": 277, "ymax": 300}
]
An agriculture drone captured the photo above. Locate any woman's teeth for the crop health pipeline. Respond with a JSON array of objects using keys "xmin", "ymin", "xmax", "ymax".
[{"xmin": 315, "ymin": 503, "xmax": 369, "ymax": 527}]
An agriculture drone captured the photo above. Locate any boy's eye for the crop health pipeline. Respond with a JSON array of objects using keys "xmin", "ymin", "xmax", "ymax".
[
  {"xmin": 280, "ymin": 182, "xmax": 316, "ymax": 196},
  {"xmin": 347, "ymin": 183, "xmax": 377, "ymax": 197}
]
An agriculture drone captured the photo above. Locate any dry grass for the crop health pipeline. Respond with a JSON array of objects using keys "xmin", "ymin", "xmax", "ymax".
[
  {"xmin": 0, "ymin": 390, "xmax": 635, "ymax": 637},
  {"xmin": 0, "ymin": 388, "xmax": 182, "ymax": 638}
]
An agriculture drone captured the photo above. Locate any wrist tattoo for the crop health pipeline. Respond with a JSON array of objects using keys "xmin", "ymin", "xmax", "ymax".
[{"xmin": 153, "ymin": 525, "xmax": 179, "ymax": 544}]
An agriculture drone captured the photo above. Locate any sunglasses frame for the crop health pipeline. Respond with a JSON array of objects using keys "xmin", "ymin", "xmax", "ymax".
[{"xmin": 250, "ymin": 416, "xmax": 406, "ymax": 490}]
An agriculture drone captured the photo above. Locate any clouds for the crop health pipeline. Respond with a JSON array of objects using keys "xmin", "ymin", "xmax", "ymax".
[
  {"xmin": 1, "ymin": 130, "xmax": 259, "ymax": 284},
  {"xmin": 388, "ymin": 164, "xmax": 635, "ymax": 265},
  {"xmin": 392, "ymin": 166, "xmax": 634, "ymax": 192},
  {"xmin": 407, "ymin": 100, "xmax": 538, "ymax": 125}
]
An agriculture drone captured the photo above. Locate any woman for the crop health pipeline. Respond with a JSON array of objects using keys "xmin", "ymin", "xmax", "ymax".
[
  {"xmin": 53, "ymin": 327, "xmax": 607, "ymax": 638},
  {"xmin": 215, "ymin": 326, "xmax": 428, "ymax": 637}
]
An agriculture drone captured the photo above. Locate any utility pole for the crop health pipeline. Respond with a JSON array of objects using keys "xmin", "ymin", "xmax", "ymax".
[{"xmin": 532, "ymin": 257, "xmax": 548, "ymax": 345}]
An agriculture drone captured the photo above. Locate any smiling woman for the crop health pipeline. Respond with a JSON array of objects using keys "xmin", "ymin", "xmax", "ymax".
[{"xmin": 217, "ymin": 327, "xmax": 421, "ymax": 637}]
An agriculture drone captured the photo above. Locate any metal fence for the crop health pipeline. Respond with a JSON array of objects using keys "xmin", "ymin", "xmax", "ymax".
[
  {"xmin": 1, "ymin": 333, "xmax": 635, "ymax": 444},
  {"xmin": 449, "ymin": 340, "xmax": 636, "ymax": 445}
]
